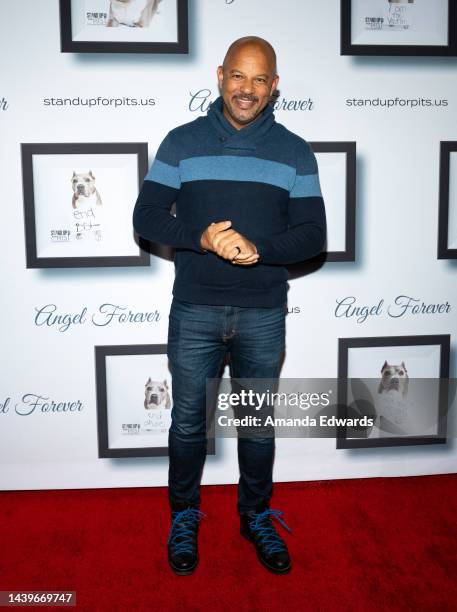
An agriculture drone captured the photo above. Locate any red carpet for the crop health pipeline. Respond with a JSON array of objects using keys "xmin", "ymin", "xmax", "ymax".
[{"xmin": 1, "ymin": 475, "xmax": 457, "ymax": 611}]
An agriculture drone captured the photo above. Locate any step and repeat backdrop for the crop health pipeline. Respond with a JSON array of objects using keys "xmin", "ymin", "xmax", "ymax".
[{"xmin": 1, "ymin": 0, "xmax": 457, "ymax": 490}]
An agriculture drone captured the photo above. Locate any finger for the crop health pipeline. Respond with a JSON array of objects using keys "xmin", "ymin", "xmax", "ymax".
[
  {"xmin": 211, "ymin": 220, "xmax": 231, "ymax": 232},
  {"xmin": 232, "ymin": 258, "xmax": 259, "ymax": 266},
  {"xmin": 232, "ymin": 249, "xmax": 258, "ymax": 261},
  {"xmin": 223, "ymin": 243, "xmax": 243, "ymax": 259},
  {"xmin": 208, "ymin": 221, "xmax": 232, "ymax": 242},
  {"xmin": 214, "ymin": 231, "xmax": 240, "ymax": 246},
  {"xmin": 233, "ymin": 255, "xmax": 259, "ymax": 264},
  {"xmin": 229, "ymin": 246, "xmax": 243, "ymax": 262},
  {"xmin": 233, "ymin": 251, "xmax": 258, "ymax": 261},
  {"xmin": 212, "ymin": 230, "xmax": 237, "ymax": 250},
  {"xmin": 214, "ymin": 234, "xmax": 242, "ymax": 256}
]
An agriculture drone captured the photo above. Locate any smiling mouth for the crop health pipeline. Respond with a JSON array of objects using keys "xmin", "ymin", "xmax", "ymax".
[{"xmin": 234, "ymin": 97, "xmax": 257, "ymax": 111}]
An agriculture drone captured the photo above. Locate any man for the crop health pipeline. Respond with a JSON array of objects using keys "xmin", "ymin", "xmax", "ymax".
[{"xmin": 132, "ymin": 36, "xmax": 326, "ymax": 575}]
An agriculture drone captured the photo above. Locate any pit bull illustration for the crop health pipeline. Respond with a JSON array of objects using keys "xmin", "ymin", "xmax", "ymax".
[
  {"xmin": 107, "ymin": 0, "xmax": 162, "ymax": 28},
  {"xmin": 376, "ymin": 360, "xmax": 409, "ymax": 429},
  {"xmin": 144, "ymin": 378, "xmax": 171, "ymax": 410},
  {"xmin": 71, "ymin": 171, "xmax": 103, "ymax": 241}
]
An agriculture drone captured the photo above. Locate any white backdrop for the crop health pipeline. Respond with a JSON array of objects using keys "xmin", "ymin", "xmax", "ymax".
[{"xmin": 1, "ymin": 0, "xmax": 456, "ymax": 490}]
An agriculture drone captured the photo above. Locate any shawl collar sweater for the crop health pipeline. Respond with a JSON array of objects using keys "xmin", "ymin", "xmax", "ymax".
[{"xmin": 132, "ymin": 96, "xmax": 326, "ymax": 307}]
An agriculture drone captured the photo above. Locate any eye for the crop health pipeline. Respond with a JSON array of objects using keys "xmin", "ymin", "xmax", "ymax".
[
  {"xmin": 398, "ymin": 370, "xmax": 404, "ymax": 376},
  {"xmin": 85, "ymin": 178, "xmax": 90, "ymax": 182}
]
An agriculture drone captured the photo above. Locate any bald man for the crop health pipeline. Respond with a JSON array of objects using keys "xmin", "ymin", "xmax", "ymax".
[{"xmin": 133, "ymin": 36, "xmax": 326, "ymax": 575}]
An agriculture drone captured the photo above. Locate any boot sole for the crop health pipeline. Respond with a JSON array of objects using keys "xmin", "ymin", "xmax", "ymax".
[
  {"xmin": 168, "ymin": 556, "xmax": 199, "ymax": 576},
  {"xmin": 240, "ymin": 529, "xmax": 291, "ymax": 574}
]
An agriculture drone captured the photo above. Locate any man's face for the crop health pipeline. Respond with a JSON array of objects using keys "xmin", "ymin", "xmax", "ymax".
[{"xmin": 217, "ymin": 44, "xmax": 279, "ymax": 130}]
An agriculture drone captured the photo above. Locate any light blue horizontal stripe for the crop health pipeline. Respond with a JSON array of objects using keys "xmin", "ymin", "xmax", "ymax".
[
  {"xmin": 180, "ymin": 156, "xmax": 296, "ymax": 192},
  {"xmin": 145, "ymin": 159, "xmax": 181, "ymax": 189},
  {"xmin": 290, "ymin": 173, "xmax": 322, "ymax": 199}
]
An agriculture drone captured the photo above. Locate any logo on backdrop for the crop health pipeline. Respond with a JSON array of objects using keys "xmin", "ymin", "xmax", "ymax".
[
  {"xmin": 0, "ymin": 395, "xmax": 84, "ymax": 416},
  {"xmin": 0, "ymin": 97, "xmax": 9, "ymax": 111},
  {"xmin": 334, "ymin": 295, "xmax": 452, "ymax": 324},
  {"xmin": 346, "ymin": 97, "xmax": 448, "ymax": 109},
  {"xmin": 287, "ymin": 306, "xmax": 301, "ymax": 314},
  {"xmin": 34, "ymin": 303, "xmax": 161, "ymax": 332},
  {"xmin": 189, "ymin": 89, "xmax": 314, "ymax": 113},
  {"xmin": 42, "ymin": 96, "xmax": 156, "ymax": 109}
]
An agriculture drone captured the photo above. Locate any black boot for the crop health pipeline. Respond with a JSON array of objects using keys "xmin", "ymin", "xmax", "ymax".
[
  {"xmin": 167, "ymin": 506, "xmax": 205, "ymax": 575},
  {"xmin": 240, "ymin": 506, "xmax": 292, "ymax": 574}
]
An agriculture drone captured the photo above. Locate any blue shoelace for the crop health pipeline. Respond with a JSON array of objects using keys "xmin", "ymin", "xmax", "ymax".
[
  {"xmin": 248, "ymin": 509, "xmax": 292, "ymax": 555},
  {"xmin": 168, "ymin": 508, "xmax": 206, "ymax": 556}
]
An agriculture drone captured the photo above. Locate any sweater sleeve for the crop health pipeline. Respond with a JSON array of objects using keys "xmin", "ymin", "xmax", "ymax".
[
  {"xmin": 254, "ymin": 140, "xmax": 327, "ymax": 265},
  {"xmin": 132, "ymin": 132, "xmax": 207, "ymax": 253}
]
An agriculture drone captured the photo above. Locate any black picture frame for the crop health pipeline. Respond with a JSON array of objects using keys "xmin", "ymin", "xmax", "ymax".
[
  {"xmin": 341, "ymin": 0, "xmax": 457, "ymax": 56},
  {"xmin": 21, "ymin": 142, "xmax": 149, "ymax": 269},
  {"xmin": 337, "ymin": 334, "xmax": 450, "ymax": 449},
  {"xmin": 438, "ymin": 141, "xmax": 457, "ymax": 259},
  {"xmin": 95, "ymin": 344, "xmax": 216, "ymax": 458},
  {"xmin": 59, "ymin": 0, "xmax": 188, "ymax": 54},
  {"xmin": 310, "ymin": 142, "xmax": 357, "ymax": 262}
]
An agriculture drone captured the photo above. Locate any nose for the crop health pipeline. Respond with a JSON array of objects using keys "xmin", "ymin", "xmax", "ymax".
[{"xmin": 239, "ymin": 79, "xmax": 254, "ymax": 95}]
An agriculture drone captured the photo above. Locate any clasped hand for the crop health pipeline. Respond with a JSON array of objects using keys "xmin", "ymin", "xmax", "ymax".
[{"xmin": 200, "ymin": 221, "xmax": 259, "ymax": 266}]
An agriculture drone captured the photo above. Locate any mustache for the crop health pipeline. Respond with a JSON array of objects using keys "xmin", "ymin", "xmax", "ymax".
[{"xmin": 233, "ymin": 95, "xmax": 258, "ymax": 102}]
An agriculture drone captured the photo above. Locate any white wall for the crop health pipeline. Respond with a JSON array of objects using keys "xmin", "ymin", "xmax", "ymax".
[{"xmin": 0, "ymin": 0, "xmax": 456, "ymax": 490}]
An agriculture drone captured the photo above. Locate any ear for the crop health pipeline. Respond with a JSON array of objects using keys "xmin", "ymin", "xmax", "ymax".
[
  {"xmin": 146, "ymin": 377, "xmax": 151, "ymax": 384},
  {"xmin": 401, "ymin": 361, "xmax": 407, "ymax": 372},
  {"xmin": 72, "ymin": 171, "xmax": 76, "ymax": 177},
  {"xmin": 216, "ymin": 65, "xmax": 224, "ymax": 88},
  {"xmin": 89, "ymin": 170, "xmax": 95, "ymax": 179},
  {"xmin": 381, "ymin": 360, "xmax": 388, "ymax": 372},
  {"xmin": 270, "ymin": 73, "xmax": 279, "ymax": 96}
]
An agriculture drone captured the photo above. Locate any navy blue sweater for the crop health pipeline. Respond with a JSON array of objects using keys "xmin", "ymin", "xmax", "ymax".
[{"xmin": 132, "ymin": 96, "xmax": 326, "ymax": 307}]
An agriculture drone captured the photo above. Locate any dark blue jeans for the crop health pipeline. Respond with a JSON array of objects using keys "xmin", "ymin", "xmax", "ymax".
[{"xmin": 167, "ymin": 297, "xmax": 286, "ymax": 514}]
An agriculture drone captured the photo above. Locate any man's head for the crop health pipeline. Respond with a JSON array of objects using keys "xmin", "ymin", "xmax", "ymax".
[{"xmin": 217, "ymin": 36, "xmax": 279, "ymax": 130}]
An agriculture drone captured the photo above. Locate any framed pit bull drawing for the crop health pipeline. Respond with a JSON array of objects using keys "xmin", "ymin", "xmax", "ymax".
[
  {"xmin": 59, "ymin": 0, "xmax": 188, "ymax": 53},
  {"xmin": 95, "ymin": 344, "xmax": 216, "ymax": 458},
  {"xmin": 336, "ymin": 334, "xmax": 451, "ymax": 448},
  {"xmin": 21, "ymin": 142, "xmax": 149, "ymax": 268},
  {"xmin": 341, "ymin": 0, "xmax": 457, "ymax": 56}
]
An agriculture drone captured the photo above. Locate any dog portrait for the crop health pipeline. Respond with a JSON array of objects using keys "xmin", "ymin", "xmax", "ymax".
[
  {"xmin": 71, "ymin": 170, "xmax": 103, "ymax": 241},
  {"xmin": 107, "ymin": 0, "xmax": 162, "ymax": 28},
  {"xmin": 377, "ymin": 361, "xmax": 409, "ymax": 398},
  {"xmin": 337, "ymin": 335, "xmax": 449, "ymax": 449},
  {"xmin": 376, "ymin": 360, "xmax": 409, "ymax": 428},
  {"xmin": 144, "ymin": 378, "xmax": 171, "ymax": 410}
]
